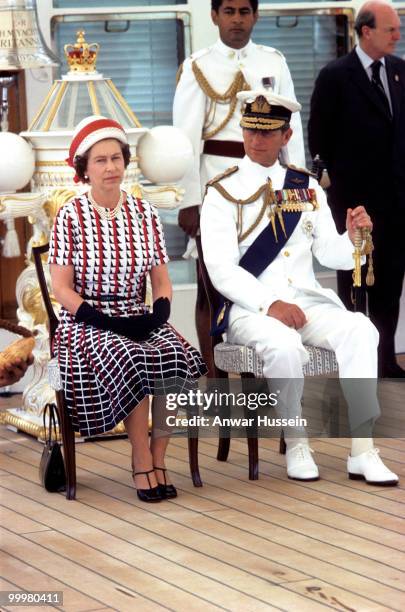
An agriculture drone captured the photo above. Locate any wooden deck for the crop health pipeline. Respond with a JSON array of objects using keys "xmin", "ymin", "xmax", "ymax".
[{"xmin": 1, "ymin": 412, "xmax": 405, "ymax": 612}]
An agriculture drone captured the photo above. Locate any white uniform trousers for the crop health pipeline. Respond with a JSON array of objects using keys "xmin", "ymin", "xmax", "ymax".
[{"xmin": 227, "ymin": 298, "xmax": 380, "ymax": 432}]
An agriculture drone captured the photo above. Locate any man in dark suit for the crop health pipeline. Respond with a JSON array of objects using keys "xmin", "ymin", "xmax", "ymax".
[{"xmin": 308, "ymin": 0, "xmax": 405, "ymax": 377}]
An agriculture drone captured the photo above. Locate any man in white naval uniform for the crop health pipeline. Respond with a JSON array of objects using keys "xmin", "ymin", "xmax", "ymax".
[
  {"xmin": 173, "ymin": 0, "xmax": 305, "ymax": 373},
  {"xmin": 200, "ymin": 90, "xmax": 398, "ymax": 485}
]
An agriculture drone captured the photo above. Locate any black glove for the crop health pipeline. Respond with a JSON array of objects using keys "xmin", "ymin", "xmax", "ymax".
[
  {"xmin": 75, "ymin": 301, "xmax": 143, "ymax": 338},
  {"xmin": 131, "ymin": 297, "xmax": 171, "ymax": 337},
  {"xmin": 75, "ymin": 298, "xmax": 170, "ymax": 341},
  {"xmin": 150, "ymin": 297, "xmax": 171, "ymax": 327}
]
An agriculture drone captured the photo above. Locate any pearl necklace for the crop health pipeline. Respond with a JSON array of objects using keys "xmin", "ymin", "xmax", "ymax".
[{"xmin": 88, "ymin": 190, "xmax": 124, "ymax": 220}]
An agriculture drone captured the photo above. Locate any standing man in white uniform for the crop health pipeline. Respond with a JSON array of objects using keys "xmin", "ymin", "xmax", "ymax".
[
  {"xmin": 200, "ymin": 90, "xmax": 398, "ymax": 485},
  {"xmin": 173, "ymin": 0, "xmax": 305, "ymax": 373}
]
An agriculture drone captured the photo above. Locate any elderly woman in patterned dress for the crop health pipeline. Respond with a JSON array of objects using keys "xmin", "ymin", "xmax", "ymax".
[{"xmin": 49, "ymin": 116, "xmax": 207, "ymax": 503}]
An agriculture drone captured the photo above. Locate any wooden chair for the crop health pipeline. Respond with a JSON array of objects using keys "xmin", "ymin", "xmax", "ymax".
[
  {"xmin": 33, "ymin": 243, "xmax": 77, "ymax": 499},
  {"xmin": 195, "ymin": 235, "xmax": 339, "ymax": 480},
  {"xmin": 33, "ymin": 243, "xmax": 205, "ymax": 499}
]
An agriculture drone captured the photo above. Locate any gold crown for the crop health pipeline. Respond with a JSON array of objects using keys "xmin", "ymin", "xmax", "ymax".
[
  {"xmin": 250, "ymin": 96, "xmax": 271, "ymax": 114},
  {"xmin": 64, "ymin": 31, "xmax": 99, "ymax": 73}
]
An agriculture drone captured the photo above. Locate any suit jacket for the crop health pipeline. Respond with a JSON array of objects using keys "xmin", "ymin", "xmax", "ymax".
[{"xmin": 308, "ymin": 48, "xmax": 405, "ymax": 231}]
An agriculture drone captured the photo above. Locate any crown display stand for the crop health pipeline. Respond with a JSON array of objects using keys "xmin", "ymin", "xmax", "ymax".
[{"xmin": 3, "ymin": 31, "xmax": 191, "ymax": 440}]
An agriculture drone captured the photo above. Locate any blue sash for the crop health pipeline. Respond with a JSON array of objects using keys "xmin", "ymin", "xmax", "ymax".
[{"xmin": 210, "ymin": 167, "xmax": 309, "ymax": 336}]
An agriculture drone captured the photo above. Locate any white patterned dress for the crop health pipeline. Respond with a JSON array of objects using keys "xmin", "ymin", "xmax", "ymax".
[{"xmin": 49, "ymin": 192, "xmax": 207, "ymax": 437}]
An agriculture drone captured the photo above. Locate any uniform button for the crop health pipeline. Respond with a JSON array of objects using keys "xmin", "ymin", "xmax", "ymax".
[
  {"xmin": 259, "ymin": 306, "xmax": 264, "ymax": 312},
  {"xmin": 288, "ymin": 278, "xmax": 293, "ymax": 284},
  {"xmin": 284, "ymin": 250, "xmax": 290, "ymax": 257},
  {"xmin": 229, "ymin": 51, "xmax": 235, "ymax": 59},
  {"xmin": 238, "ymin": 62, "xmax": 244, "ymax": 68}
]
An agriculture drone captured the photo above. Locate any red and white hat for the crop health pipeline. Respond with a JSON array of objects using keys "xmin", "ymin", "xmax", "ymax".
[{"xmin": 67, "ymin": 115, "xmax": 128, "ymax": 171}]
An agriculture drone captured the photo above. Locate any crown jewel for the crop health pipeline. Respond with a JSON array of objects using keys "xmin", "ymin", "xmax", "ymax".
[{"xmin": 64, "ymin": 31, "xmax": 99, "ymax": 73}]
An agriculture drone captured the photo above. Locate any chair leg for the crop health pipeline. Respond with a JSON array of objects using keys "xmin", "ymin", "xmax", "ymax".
[
  {"xmin": 217, "ymin": 396, "xmax": 231, "ymax": 462},
  {"xmin": 241, "ymin": 373, "xmax": 259, "ymax": 480},
  {"xmin": 57, "ymin": 392, "xmax": 76, "ymax": 500},
  {"xmin": 215, "ymin": 369, "xmax": 231, "ymax": 462},
  {"xmin": 187, "ymin": 400, "xmax": 203, "ymax": 487},
  {"xmin": 279, "ymin": 430, "xmax": 287, "ymax": 455},
  {"xmin": 217, "ymin": 437, "xmax": 230, "ymax": 462},
  {"xmin": 244, "ymin": 399, "xmax": 259, "ymax": 480},
  {"xmin": 247, "ymin": 436, "xmax": 259, "ymax": 480},
  {"xmin": 188, "ymin": 436, "xmax": 203, "ymax": 487}
]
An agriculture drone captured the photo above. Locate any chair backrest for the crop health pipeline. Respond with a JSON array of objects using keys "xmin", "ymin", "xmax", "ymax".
[
  {"xmin": 195, "ymin": 234, "xmax": 224, "ymax": 346},
  {"xmin": 32, "ymin": 243, "xmax": 59, "ymax": 349}
]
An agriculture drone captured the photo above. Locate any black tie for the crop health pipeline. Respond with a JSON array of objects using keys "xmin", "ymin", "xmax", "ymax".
[{"xmin": 371, "ymin": 60, "xmax": 391, "ymax": 117}]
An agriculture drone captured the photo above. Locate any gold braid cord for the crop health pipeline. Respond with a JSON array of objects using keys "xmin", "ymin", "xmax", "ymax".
[
  {"xmin": 0, "ymin": 319, "xmax": 35, "ymax": 368},
  {"xmin": 352, "ymin": 228, "xmax": 375, "ymax": 287},
  {"xmin": 192, "ymin": 61, "xmax": 250, "ymax": 140},
  {"xmin": 364, "ymin": 229, "xmax": 375, "ymax": 286},
  {"xmin": 210, "ymin": 180, "xmax": 277, "ymax": 243},
  {"xmin": 210, "ymin": 180, "xmax": 320, "ymax": 244}
]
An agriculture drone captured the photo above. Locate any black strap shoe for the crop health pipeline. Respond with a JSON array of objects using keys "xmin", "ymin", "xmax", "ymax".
[
  {"xmin": 133, "ymin": 469, "xmax": 163, "ymax": 502},
  {"xmin": 154, "ymin": 466, "xmax": 178, "ymax": 499}
]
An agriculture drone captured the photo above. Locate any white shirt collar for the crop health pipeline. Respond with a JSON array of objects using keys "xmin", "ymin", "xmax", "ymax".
[
  {"xmin": 214, "ymin": 38, "xmax": 253, "ymax": 60},
  {"xmin": 240, "ymin": 155, "xmax": 284, "ymax": 184},
  {"xmin": 356, "ymin": 44, "xmax": 386, "ymax": 71}
]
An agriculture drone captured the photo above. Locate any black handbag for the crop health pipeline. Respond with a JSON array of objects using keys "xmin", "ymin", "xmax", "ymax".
[{"xmin": 39, "ymin": 403, "xmax": 66, "ymax": 492}]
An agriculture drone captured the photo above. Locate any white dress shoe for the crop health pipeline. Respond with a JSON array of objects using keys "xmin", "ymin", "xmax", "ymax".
[
  {"xmin": 286, "ymin": 443, "xmax": 320, "ymax": 481},
  {"xmin": 347, "ymin": 448, "xmax": 399, "ymax": 486}
]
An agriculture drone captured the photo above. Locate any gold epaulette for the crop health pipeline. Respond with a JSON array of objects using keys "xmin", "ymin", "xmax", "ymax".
[
  {"xmin": 205, "ymin": 166, "xmax": 239, "ymax": 198},
  {"xmin": 287, "ymin": 164, "xmax": 317, "ymax": 178},
  {"xmin": 206, "ymin": 165, "xmax": 239, "ymax": 188}
]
